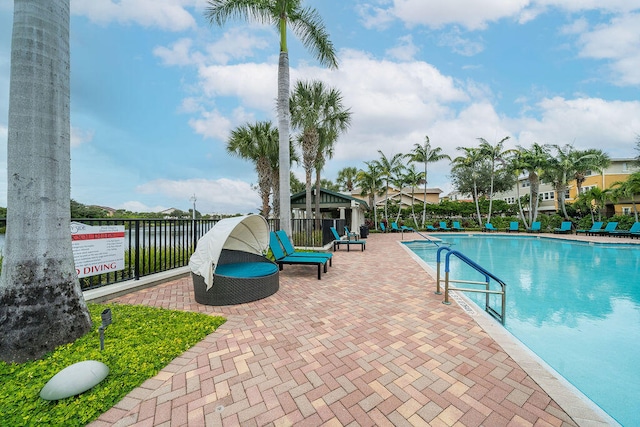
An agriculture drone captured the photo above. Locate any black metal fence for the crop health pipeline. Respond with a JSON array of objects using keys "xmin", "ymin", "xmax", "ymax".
[
  {"xmin": 0, "ymin": 217, "xmax": 349, "ymax": 291},
  {"xmin": 74, "ymin": 218, "xmax": 218, "ymax": 290}
]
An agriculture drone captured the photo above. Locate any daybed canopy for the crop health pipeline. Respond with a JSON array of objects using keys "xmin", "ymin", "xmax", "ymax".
[{"xmin": 189, "ymin": 214, "xmax": 270, "ymax": 290}]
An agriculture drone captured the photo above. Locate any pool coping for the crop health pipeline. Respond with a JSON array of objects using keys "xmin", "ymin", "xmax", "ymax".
[{"xmin": 400, "ymin": 238, "xmax": 622, "ymax": 427}]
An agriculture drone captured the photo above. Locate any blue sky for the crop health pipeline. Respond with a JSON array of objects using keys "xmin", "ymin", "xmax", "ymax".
[{"xmin": 1, "ymin": 1, "xmax": 640, "ymax": 215}]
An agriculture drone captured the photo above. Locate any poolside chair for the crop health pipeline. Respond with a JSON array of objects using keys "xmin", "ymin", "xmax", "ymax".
[
  {"xmin": 439, "ymin": 221, "xmax": 451, "ymax": 231},
  {"xmin": 553, "ymin": 221, "xmax": 572, "ymax": 234},
  {"xmin": 484, "ymin": 223, "xmax": 497, "ymax": 232},
  {"xmin": 330, "ymin": 227, "xmax": 366, "ymax": 252},
  {"xmin": 401, "ymin": 225, "xmax": 414, "ymax": 232},
  {"xmin": 275, "ymin": 230, "xmax": 332, "ymax": 266},
  {"xmin": 269, "ymin": 232, "xmax": 328, "ymax": 280},
  {"xmin": 505, "ymin": 221, "xmax": 519, "ymax": 233},
  {"xmin": 610, "ymin": 221, "xmax": 640, "ymax": 238},
  {"xmin": 390, "ymin": 222, "xmax": 401, "ymax": 232},
  {"xmin": 344, "ymin": 226, "xmax": 359, "ymax": 240},
  {"xmin": 589, "ymin": 221, "xmax": 618, "ymax": 236},
  {"xmin": 452, "ymin": 221, "xmax": 465, "ymax": 231},
  {"xmin": 526, "ymin": 221, "xmax": 541, "ymax": 233},
  {"xmin": 380, "ymin": 222, "xmax": 387, "ymax": 233},
  {"xmin": 576, "ymin": 221, "xmax": 603, "ymax": 235},
  {"xmin": 425, "ymin": 224, "xmax": 440, "ymax": 232}
]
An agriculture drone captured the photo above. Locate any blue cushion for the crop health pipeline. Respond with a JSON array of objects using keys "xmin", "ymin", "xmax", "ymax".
[{"xmin": 216, "ymin": 262, "xmax": 278, "ymax": 278}]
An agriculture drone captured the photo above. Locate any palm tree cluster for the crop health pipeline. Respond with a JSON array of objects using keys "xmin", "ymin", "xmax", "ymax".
[
  {"xmin": 350, "ymin": 136, "xmax": 451, "ymax": 230},
  {"xmin": 452, "ymin": 141, "xmax": 614, "ymax": 227},
  {"xmin": 205, "ymin": 0, "xmax": 350, "ymax": 227}
]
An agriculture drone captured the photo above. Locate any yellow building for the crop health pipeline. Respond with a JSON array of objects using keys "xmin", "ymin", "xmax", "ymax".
[{"xmin": 496, "ymin": 158, "xmax": 640, "ymax": 215}]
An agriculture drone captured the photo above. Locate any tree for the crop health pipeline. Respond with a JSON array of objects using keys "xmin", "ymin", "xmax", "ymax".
[
  {"xmin": 356, "ymin": 161, "xmax": 384, "ymax": 229},
  {"xmin": 478, "ymin": 136, "xmax": 512, "ymax": 223},
  {"xmin": 402, "ymin": 165, "xmax": 425, "ymax": 226},
  {"xmin": 407, "ymin": 136, "xmax": 450, "ymax": 227},
  {"xmin": 573, "ymin": 149, "xmax": 611, "ymax": 195},
  {"xmin": 336, "ymin": 167, "xmax": 358, "ymax": 191},
  {"xmin": 0, "ymin": 0, "xmax": 92, "ymax": 363},
  {"xmin": 610, "ymin": 172, "xmax": 640, "ymax": 221},
  {"xmin": 514, "ymin": 143, "xmax": 550, "ymax": 225},
  {"xmin": 205, "ymin": 0, "xmax": 338, "ymax": 238},
  {"xmin": 451, "ymin": 147, "xmax": 485, "ymax": 225},
  {"xmin": 227, "ymin": 121, "xmax": 279, "ymax": 218},
  {"xmin": 290, "ymin": 80, "xmax": 351, "ymax": 220},
  {"xmin": 373, "ymin": 150, "xmax": 406, "ymax": 221}
]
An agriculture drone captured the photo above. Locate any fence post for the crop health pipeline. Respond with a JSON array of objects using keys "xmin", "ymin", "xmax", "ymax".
[{"xmin": 134, "ymin": 220, "xmax": 140, "ymax": 280}]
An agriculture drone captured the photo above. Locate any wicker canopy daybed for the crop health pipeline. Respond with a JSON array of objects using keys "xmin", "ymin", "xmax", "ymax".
[{"xmin": 188, "ymin": 215, "xmax": 279, "ymax": 306}]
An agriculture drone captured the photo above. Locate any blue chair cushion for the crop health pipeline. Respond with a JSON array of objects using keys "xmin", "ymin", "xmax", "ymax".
[{"xmin": 216, "ymin": 262, "xmax": 278, "ymax": 278}]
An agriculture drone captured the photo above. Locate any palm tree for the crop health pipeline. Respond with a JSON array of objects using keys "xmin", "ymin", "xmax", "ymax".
[
  {"xmin": 407, "ymin": 136, "xmax": 450, "ymax": 227},
  {"xmin": 290, "ymin": 80, "xmax": 351, "ymax": 220},
  {"xmin": 227, "ymin": 121, "xmax": 279, "ymax": 217},
  {"xmin": 402, "ymin": 165, "xmax": 425, "ymax": 227},
  {"xmin": 0, "ymin": 0, "xmax": 92, "ymax": 363},
  {"xmin": 573, "ymin": 149, "xmax": 611, "ymax": 195},
  {"xmin": 515, "ymin": 143, "xmax": 550, "ymax": 225},
  {"xmin": 205, "ymin": 0, "xmax": 338, "ymax": 238},
  {"xmin": 478, "ymin": 136, "xmax": 512, "ymax": 223},
  {"xmin": 356, "ymin": 161, "xmax": 384, "ymax": 229},
  {"xmin": 374, "ymin": 150, "xmax": 406, "ymax": 221},
  {"xmin": 610, "ymin": 172, "xmax": 640, "ymax": 221},
  {"xmin": 452, "ymin": 147, "xmax": 485, "ymax": 225},
  {"xmin": 310, "ymin": 89, "xmax": 352, "ymax": 223},
  {"xmin": 336, "ymin": 167, "xmax": 358, "ymax": 191}
]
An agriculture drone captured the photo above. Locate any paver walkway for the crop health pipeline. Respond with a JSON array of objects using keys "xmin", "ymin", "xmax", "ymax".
[{"xmin": 90, "ymin": 232, "xmax": 586, "ymax": 426}]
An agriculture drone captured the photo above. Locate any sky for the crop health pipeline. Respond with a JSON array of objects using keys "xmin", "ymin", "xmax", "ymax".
[{"xmin": 1, "ymin": 0, "xmax": 640, "ymax": 215}]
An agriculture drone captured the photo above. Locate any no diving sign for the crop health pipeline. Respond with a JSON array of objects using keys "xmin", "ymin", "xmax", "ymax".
[{"xmin": 71, "ymin": 222, "xmax": 125, "ymax": 278}]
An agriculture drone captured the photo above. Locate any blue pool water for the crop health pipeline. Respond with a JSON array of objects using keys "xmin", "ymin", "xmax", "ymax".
[{"xmin": 404, "ymin": 235, "xmax": 640, "ymax": 426}]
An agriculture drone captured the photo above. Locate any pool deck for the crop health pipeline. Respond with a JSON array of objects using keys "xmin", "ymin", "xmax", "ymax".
[{"xmin": 89, "ymin": 231, "xmax": 635, "ymax": 427}]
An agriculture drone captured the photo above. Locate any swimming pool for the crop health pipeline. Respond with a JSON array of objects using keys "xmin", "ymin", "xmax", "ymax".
[{"xmin": 404, "ymin": 235, "xmax": 640, "ymax": 427}]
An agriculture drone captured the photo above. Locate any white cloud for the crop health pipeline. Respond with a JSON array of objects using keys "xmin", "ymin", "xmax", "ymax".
[
  {"xmin": 437, "ymin": 27, "xmax": 484, "ymax": 56},
  {"xmin": 511, "ymin": 97, "xmax": 640, "ymax": 156},
  {"xmin": 361, "ymin": 0, "xmax": 530, "ymax": 30},
  {"xmin": 575, "ymin": 13, "xmax": 640, "ymax": 85},
  {"xmin": 385, "ymin": 35, "xmax": 419, "ymax": 61},
  {"xmin": 71, "ymin": 126, "xmax": 94, "ymax": 148},
  {"xmin": 72, "ymin": 0, "xmax": 197, "ymax": 32},
  {"xmin": 136, "ymin": 178, "xmax": 260, "ymax": 214}
]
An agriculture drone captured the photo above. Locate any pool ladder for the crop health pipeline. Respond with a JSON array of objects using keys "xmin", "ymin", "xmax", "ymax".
[{"xmin": 435, "ymin": 247, "xmax": 507, "ymax": 325}]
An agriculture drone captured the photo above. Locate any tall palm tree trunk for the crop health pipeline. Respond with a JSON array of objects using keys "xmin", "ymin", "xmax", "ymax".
[
  {"xmin": 277, "ymin": 51, "xmax": 291, "ymax": 236},
  {"xmin": 0, "ymin": 0, "xmax": 92, "ymax": 363}
]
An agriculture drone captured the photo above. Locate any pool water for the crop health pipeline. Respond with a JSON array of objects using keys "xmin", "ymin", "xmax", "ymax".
[{"xmin": 404, "ymin": 235, "xmax": 640, "ymax": 427}]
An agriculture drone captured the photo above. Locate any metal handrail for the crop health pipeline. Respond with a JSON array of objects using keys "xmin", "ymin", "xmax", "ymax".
[{"xmin": 435, "ymin": 246, "xmax": 507, "ymax": 324}]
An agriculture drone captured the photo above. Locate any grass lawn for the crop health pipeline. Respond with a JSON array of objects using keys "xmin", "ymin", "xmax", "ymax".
[{"xmin": 0, "ymin": 303, "xmax": 226, "ymax": 426}]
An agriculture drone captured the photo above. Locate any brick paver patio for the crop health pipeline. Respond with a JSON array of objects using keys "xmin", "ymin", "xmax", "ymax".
[{"xmin": 89, "ymin": 232, "xmax": 622, "ymax": 426}]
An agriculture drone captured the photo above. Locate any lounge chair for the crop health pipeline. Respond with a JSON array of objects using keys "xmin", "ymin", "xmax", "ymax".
[
  {"xmin": 590, "ymin": 221, "xmax": 618, "ymax": 236},
  {"xmin": 380, "ymin": 222, "xmax": 387, "ymax": 233},
  {"xmin": 452, "ymin": 221, "xmax": 465, "ymax": 231},
  {"xmin": 484, "ymin": 223, "xmax": 497, "ymax": 232},
  {"xmin": 553, "ymin": 221, "xmax": 572, "ymax": 234},
  {"xmin": 610, "ymin": 222, "xmax": 640, "ymax": 238},
  {"xmin": 390, "ymin": 222, "xmax": 401, "ymax": 232},
  {"xmin": 401, "ymin": 225, "xmax": 414, "ymax": 232},
  {"xmin": 330, "ymin": 227, "xmax": 366, "ymax": 252},
  {"xmin": 269, "ymin": 232, "xmax": 328, "ymax": 279},
  {"xmin": 344, "ymin": 226, "xmax": 359, "ymax": 240},
  {"xmin": 526, "ymin": 221, "xmax": 541, "ymax": 233},
  {"xmin": 425, "ymin": 224, "xmax": 440, "ymax": 232},
  {"xmin": 275, "ymin": 230, "xmax": 332, "ymax": 266},
  {"xmin": 439, "ymin": 221, "xmax": 451, "ymax": 231},
  {"xmin": 505, "ymin": 222, "xmax": 519, "ymax": 233},
  {"xmin": 576, "ymin": 221, "xmax": 603, "ymax": 235}
]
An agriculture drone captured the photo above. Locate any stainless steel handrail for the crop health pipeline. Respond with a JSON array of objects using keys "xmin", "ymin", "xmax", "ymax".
[{"xmin": 435, "ymin": 246, "xmax": 507, "ymax": 324}]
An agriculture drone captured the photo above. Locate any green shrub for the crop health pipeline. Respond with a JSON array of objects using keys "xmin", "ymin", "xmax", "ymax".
[{"xmin": 0, "ymin": 303, "xmax": 225, "ymax": 426}]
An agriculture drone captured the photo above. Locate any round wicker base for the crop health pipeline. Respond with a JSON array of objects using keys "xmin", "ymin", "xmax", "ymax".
[{"xmin": 191, "ymin": 250, "xmax": 279, "ymax": 306}]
